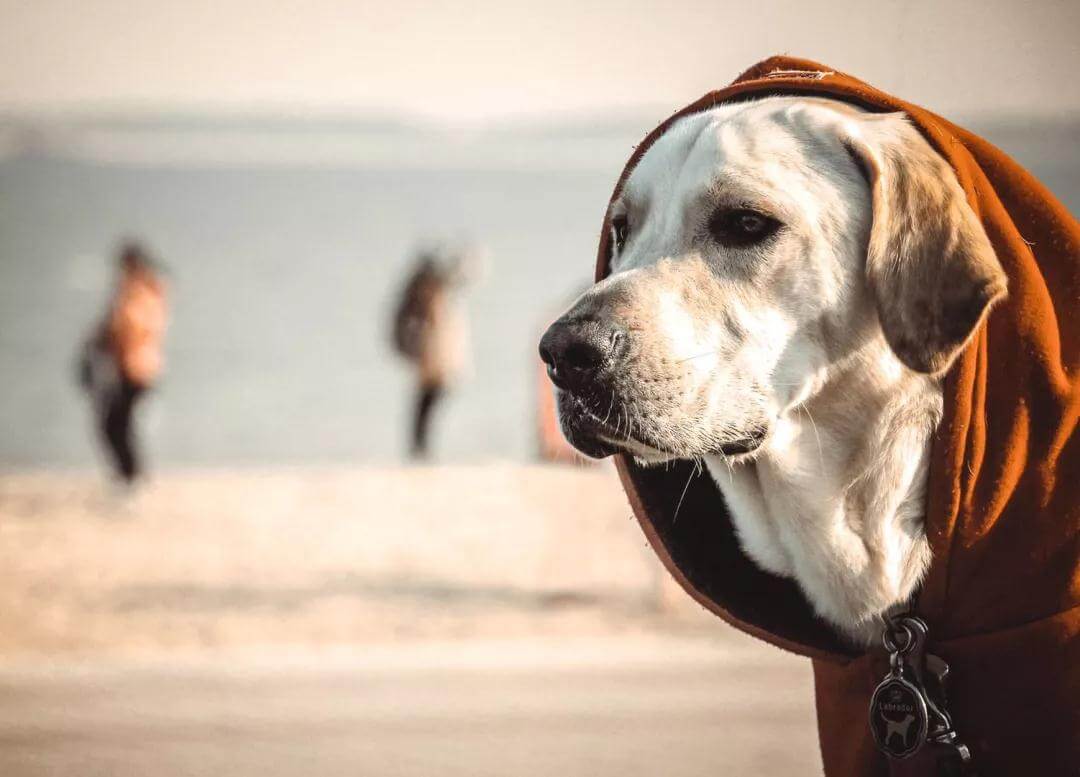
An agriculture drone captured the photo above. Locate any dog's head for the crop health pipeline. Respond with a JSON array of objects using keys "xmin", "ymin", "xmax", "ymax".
[{"xmin": 539, "ymin": 97, "xmax": 1005, "ymax": 463}]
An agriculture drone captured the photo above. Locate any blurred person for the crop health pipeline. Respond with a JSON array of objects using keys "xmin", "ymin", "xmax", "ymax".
[
  {"xmin": 391, "ymin": 246, "xmax": 474, "ymax": 459},
  {"xmin": 78, "ymin": 241, "xmax": 169, "ymax": 484}
]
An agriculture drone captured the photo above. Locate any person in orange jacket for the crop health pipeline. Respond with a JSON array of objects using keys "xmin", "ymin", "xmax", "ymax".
[{"xmin": 79, "ymin": 242, "xmax": 169, "ymax": 483}]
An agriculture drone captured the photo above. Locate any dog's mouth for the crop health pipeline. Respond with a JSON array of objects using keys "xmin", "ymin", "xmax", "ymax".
[
  {"xmin": 714, "ymin": 426, "xmax": 769, "ymax": 459},
  {"xmin": 555, "ymin": 391, "xmax": 629, "ymax": 458},
  {"xmin": 557, "ymin": 389, "xmax": 770, "ymax": 463}
]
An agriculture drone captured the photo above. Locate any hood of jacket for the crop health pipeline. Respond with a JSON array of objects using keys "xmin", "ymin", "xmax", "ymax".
[{"xmin": 593, "ymin": 56, "xmax": 1080, "ymax": 775}]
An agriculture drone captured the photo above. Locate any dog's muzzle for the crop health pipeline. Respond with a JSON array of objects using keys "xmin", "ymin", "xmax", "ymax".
[
  {"xmin": 539, "ymin": 308, "xmax": 770, "ymax": 461},
  {"xmin": 538, "ymin": 315, "xmax": 631, "ymax": 458}
]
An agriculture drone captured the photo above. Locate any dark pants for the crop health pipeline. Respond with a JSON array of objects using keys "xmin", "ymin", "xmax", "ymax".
[
  {"xmin": 411, "ymin": 384, "xmax": 444, "ymax": 459},
  {"xmin": 100, "ymin": 379, "xmax": 145, "ymax": 482}
]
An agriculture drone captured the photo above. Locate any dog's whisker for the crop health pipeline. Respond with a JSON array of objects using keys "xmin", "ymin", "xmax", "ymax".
[
  {"xmin": 672, "ymin": 459, "xmax": 699, "ymax": 524},
  {"xmin": 803, "ymin": 404, "xmax": 825, "ymax": 470},
  {"xmin": 602, "ymin": 390, "xmax": 615, "ymax": 426},
  {"xmin": 677, "ymin": 350, "xmax": 719, "ymax": 364}
]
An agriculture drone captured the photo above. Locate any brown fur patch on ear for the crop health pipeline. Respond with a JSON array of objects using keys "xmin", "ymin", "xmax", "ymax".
[{"xmin": 844, "ymin": 114, "xmax": 1007, "ymax": 375}]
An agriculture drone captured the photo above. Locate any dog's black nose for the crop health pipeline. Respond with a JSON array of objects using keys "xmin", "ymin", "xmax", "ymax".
[{"xmin": 539, "ymin": 318, "xmax": 627, "ymax": 392}]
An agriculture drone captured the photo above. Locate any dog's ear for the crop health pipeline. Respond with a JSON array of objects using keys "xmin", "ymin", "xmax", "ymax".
[{"xmin": 842, "ymin": 114, "xmax": 1007, "ymax": 375}]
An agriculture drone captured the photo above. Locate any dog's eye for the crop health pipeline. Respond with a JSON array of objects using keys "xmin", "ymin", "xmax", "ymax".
[
  {"xmin": 611, "ymin": 214, "xmax": 630, "ymax": 255},
  {"xmin": 708, "ymin": 208, "xmax": 780, "ymax": 247}
]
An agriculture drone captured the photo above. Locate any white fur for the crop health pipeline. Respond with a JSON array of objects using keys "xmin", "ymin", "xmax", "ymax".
[{"xmin": 606, "ymin": 97, "xmax": 945, "ymax": 644}]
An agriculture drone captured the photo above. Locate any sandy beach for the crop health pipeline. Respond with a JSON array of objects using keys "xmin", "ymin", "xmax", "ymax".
[
  {"xmin": 0, "ymin": 463, "xmax": 691, "ymax": 655},
  {"xmin": 0, "ymin": 464, "xmax": 821, "ymax": 775}
]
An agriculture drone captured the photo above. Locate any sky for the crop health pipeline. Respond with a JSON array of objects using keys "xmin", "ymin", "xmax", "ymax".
[{"xmin": 0, "ymin": 0, "xmax": 1077, "ymax": 125}]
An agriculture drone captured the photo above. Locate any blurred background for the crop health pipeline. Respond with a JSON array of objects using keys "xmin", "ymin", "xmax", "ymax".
[{"xmin": 0, "ymin": 2, "xmax": 1077, "ymax": 776}]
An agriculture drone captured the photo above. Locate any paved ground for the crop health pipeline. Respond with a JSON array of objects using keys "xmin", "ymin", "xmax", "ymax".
[{"xmin": 0, "ymin": 638, "xmax": 820, "ymax": 777}]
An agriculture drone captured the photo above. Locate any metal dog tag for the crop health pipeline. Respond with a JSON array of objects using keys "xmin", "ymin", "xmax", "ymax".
[
  {"xmin": 870, "ymin": 671, "xmax": 929, "ymax": 758},
  {"xmin": 870, "ymin": 616, "xmax": 931, "ymax": 759},
  {"xmin": 869, "ymin": 616, "xmax": 976, "ymax": 773}
]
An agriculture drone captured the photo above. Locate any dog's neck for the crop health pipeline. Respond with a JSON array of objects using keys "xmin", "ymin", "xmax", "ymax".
[{"xmin": 704, "ymin": 335, "xmax": 942, "ymax": 645}]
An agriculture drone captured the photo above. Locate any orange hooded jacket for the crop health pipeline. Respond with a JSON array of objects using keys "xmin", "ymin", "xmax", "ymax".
[{"xmin": 595, "ymin": 57, "xmax": 1079, "ymax": 776}]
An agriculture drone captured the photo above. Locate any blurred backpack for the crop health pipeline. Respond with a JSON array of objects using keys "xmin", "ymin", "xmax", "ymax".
[
  {"xmin": 77, "ymin": 325, "xmax": 111, "ymax": 394},
  {"xmin": 392, "ymin": 256, "xmax": 443, "ymax": 361}
]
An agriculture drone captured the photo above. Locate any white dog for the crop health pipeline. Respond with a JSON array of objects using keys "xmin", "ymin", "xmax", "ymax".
[{"xmin": 539, "ymin": 97, "xmax": 1007, "ymax": 645}]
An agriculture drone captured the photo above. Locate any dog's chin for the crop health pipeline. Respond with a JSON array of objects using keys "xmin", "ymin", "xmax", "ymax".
[
  {"xmin": 555, "ymin": 400, "xmax": 619, "ymax": 459},
  {"xmin": 621, "ymin": 428, "xmax": 769, "ymax": 467},
  {"xmin": 564, "ymin": 419, "xmax": 676, "ymax": 465},
  {"xmin": 562, "ymin": 426, "xmax": 621, "ymax": 459},
  {"xmin": 556, "ymin": 392, "xmax": 668, "ymax": 462},
  {"xmin": 557, "ymin": 392, "xmax": 770, "ymax": 466},
  {"xmin": 712, "ymin": 426, "xmax": 770, "ymax": 461}
]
